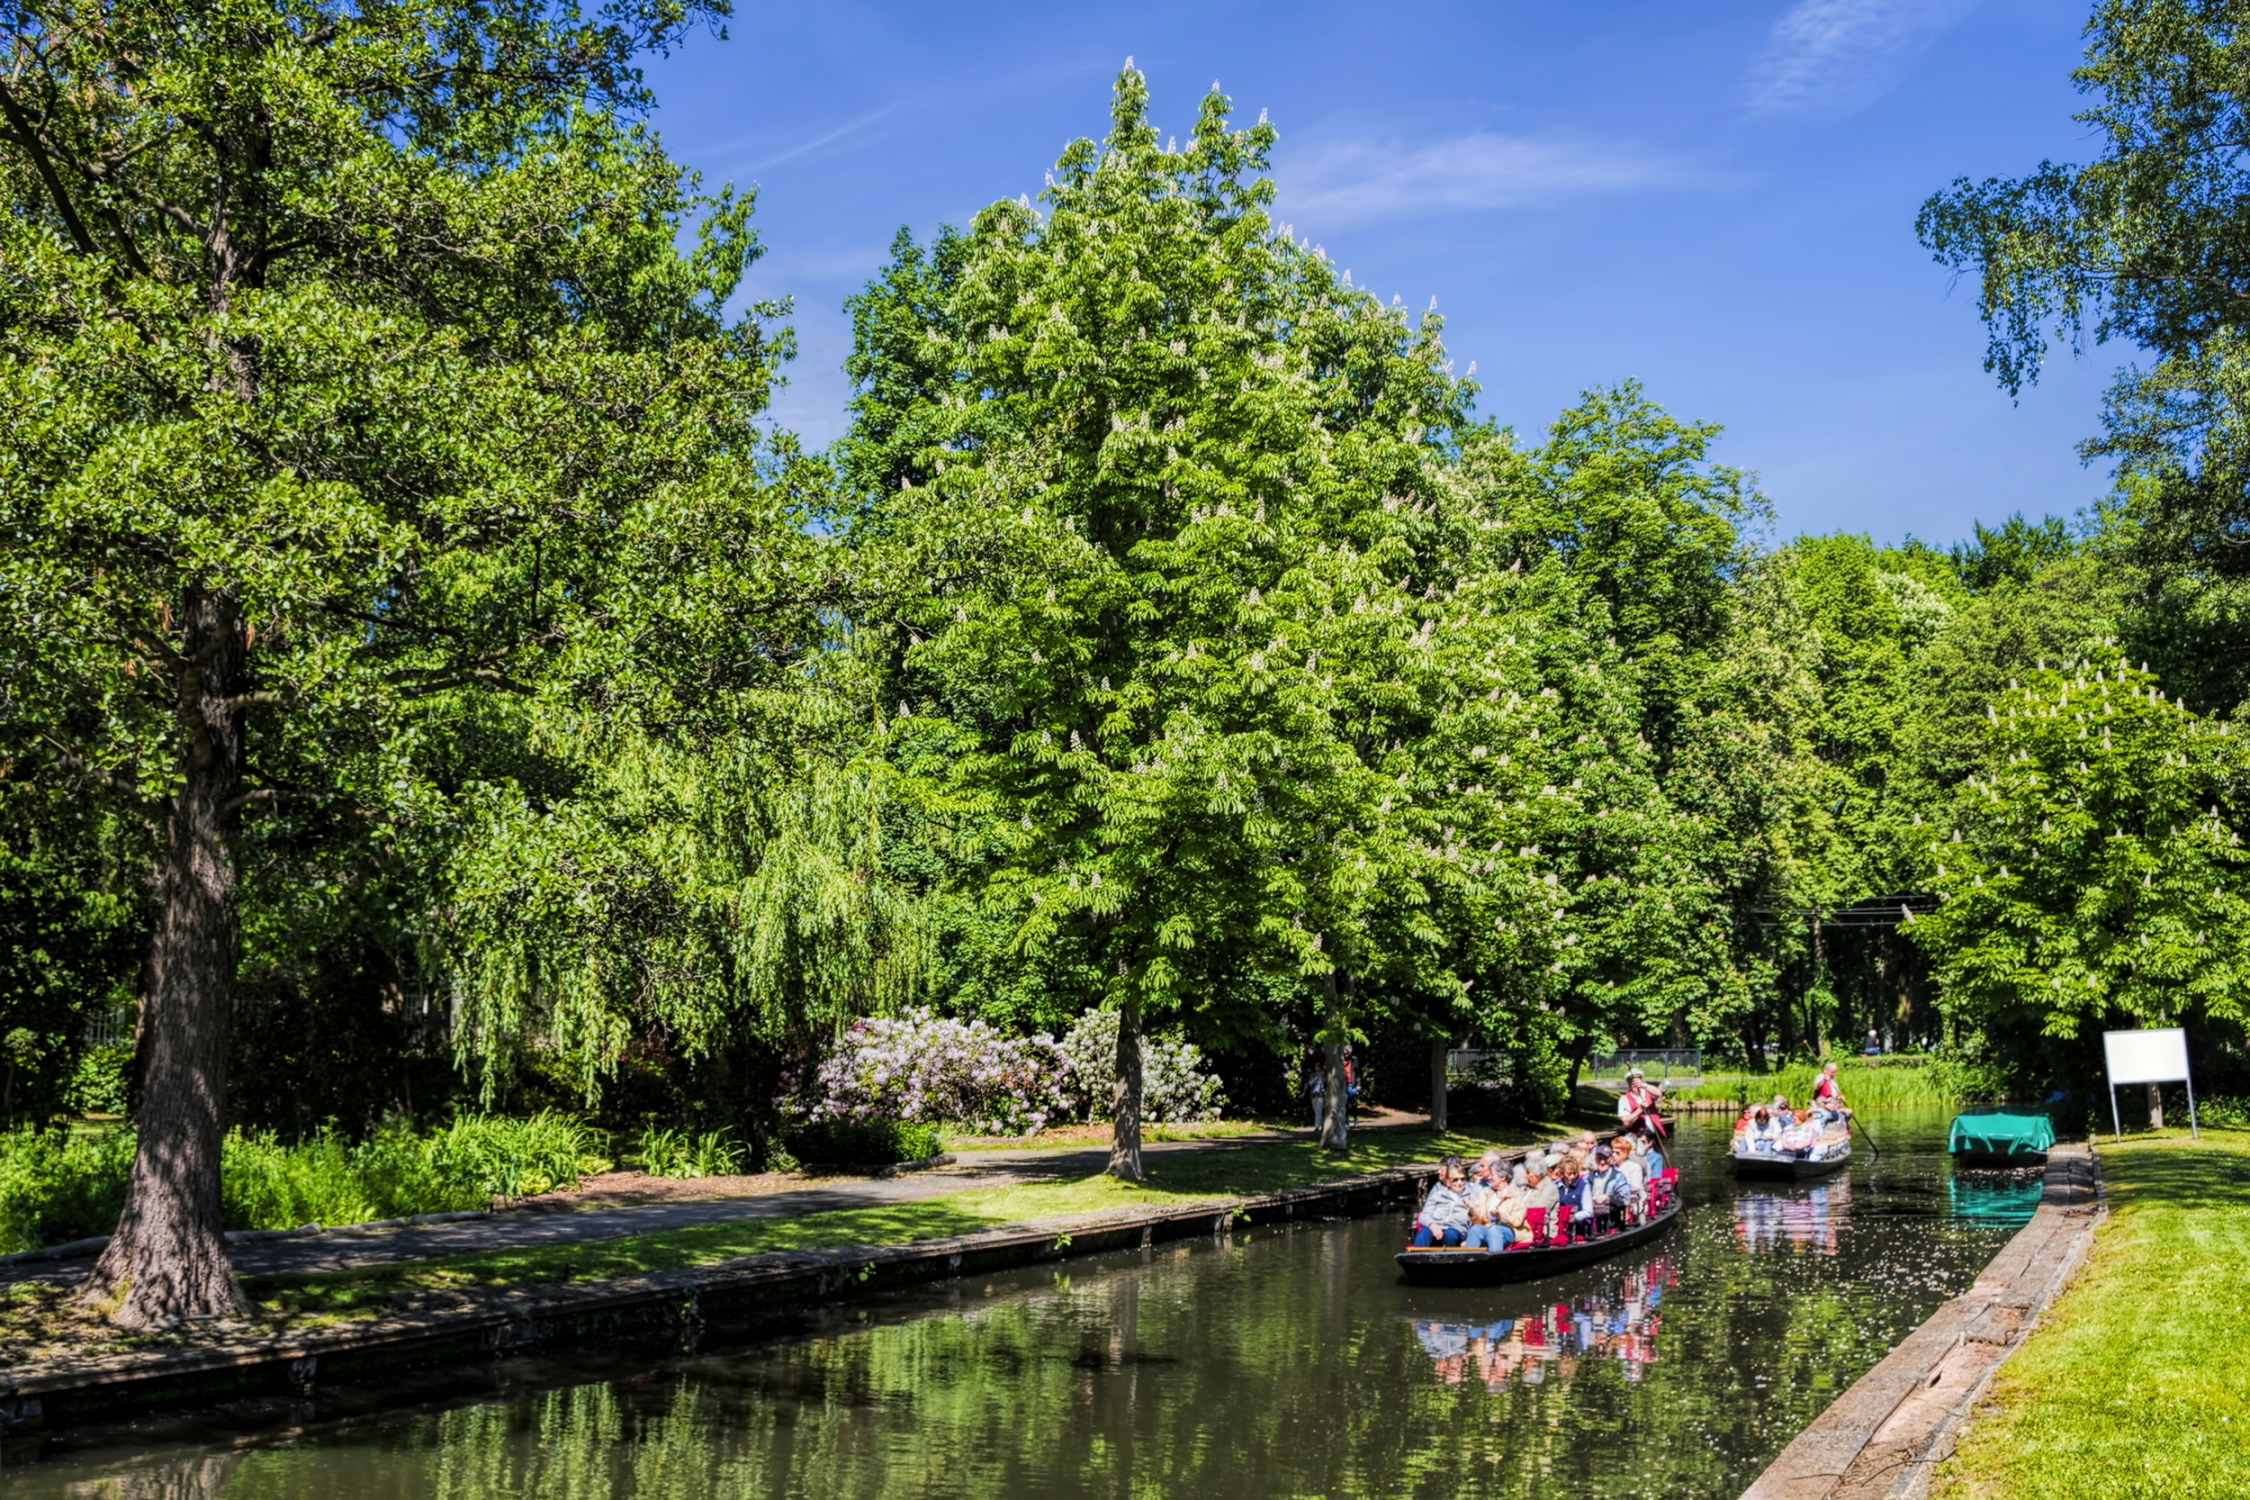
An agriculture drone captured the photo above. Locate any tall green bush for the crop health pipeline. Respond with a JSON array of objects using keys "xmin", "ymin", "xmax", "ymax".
[{"xmin": 0, "ymin": 1114, "xmax": 605, "ymax": 1255}]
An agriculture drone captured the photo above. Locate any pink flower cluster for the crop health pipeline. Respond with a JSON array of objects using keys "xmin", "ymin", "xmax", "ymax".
[
  {"xmin": 784, "ymin": 1007, "xmax": 1229, "ymax": 1134},
  {"xmin": 792, "ymin": 1008, "xmax": 1069, "ymax": 1136}
]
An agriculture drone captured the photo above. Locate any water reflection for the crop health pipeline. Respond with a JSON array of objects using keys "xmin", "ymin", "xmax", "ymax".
[
  {"xmin": 1946, "ymin": 1170, "xmax": 2045, "ymax": 1227},
  {"xmin": 1410, "ymin": 1256, "xmax": 1674, "ymax": 1389},
  {"xmin": 6, "ymin": 1109, "xmax": 2044, "ymax": 1500},
  {"xmin": 1734, "ymin": 1178, "xmax": 1849, "ymax": 1255}
]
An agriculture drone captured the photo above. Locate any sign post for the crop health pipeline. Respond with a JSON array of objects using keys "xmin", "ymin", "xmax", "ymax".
[{"xmin": 2101, "ymin": 1028, "xmax": 2199, "ymax": 1142}]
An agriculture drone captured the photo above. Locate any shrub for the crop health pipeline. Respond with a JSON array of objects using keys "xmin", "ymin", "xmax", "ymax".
[
  {"xmin": 1443, "ymin": 1081, "xmax": 1518, "ymax": 1127},
  {"xmin": 2192, "ymin": 1095, "xmax": 2250, "ymax": 1129},
  {"xmin": 221, "ymin": 1114, "xmax": 607, "ymax": 1227},
  {"xmin": 0, "ymin": 1125, "xmax": 132, "ymax": 1253},
  {"xmin": 68, "ymin": 1043, "xmax": 132, "ymax": 1116},
  {"xmin": 785, "ymin": 1118, "xmax": 943, "ymax": 1167},
  {"xmin": 419, "ymin": 1112, "xmax": 608, "ymax": 1203},
  {"xmin": 790, "ymin": 1008, "xmax": 1066, "ymax": 1135},
  {"xmin": 635, "ymin": 1126, "xmax": 745, "ymax": 1178},
  {"xmin": 0, "ymin": 1113, "xmax": 609, "ymax": 1254},
  {"xmin": 1054, "ymin": 1009, "xmax": 1225, "ymax": 1124}
]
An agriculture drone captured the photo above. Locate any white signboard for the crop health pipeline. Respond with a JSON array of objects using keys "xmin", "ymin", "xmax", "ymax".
[
  {"xmin": 2103, "ymin": 1027, "xmax": 2190, "ymax": 1085},
  {"xmin": 2102, "ymin": 1027, "xmax": 2198, "ymax": 1141}
]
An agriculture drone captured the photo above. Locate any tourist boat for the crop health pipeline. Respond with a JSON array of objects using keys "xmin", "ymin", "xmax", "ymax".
[
  {"xmin": 1728, "ymin": 1143, "xmax": 1850, "ymax": 1181},
  {"xmin": 1948, "ymin": 1107, "xmax": 2055, "ymax": 1169},
  {"xmin": 1393, "ymin": 1196, "xmax": 1684, "ymax": 1287}
]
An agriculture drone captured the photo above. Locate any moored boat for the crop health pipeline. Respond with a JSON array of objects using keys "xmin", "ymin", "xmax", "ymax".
[
  {"xmin": 1948, "ymin": 1107, "xmax": 2055, "ymax": 1169},
  {"xmin": 1394, "ymin": 1197, "xmax": 1684, "ymax": 1287}
]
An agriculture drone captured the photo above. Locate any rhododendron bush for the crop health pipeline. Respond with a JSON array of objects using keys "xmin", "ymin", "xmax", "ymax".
[
  {"xmin": 786, "ymin": 1007, "xmax": 1226, "ymax": 1134},
  {"xmin": 789, "ymin": 1009, "xmax": 1068, "ymax": 1136},
  {"xmin": 1055, "ymin": 1010, "xmax": 1225, "ymax": 1124}
]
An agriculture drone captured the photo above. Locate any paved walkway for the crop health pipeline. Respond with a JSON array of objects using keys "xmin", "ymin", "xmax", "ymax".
[{"xmin": 9, "ymin": 1123, "xmax": 1431, "ymax": 1285}]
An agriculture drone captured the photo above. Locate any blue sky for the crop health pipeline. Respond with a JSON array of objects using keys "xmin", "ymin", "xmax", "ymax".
[{"xmin": 644, "ymin": 0, "xmax": 2121, "ymax": 547}]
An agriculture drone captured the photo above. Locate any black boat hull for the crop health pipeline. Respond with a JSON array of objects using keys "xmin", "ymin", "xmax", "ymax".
[
  {"xmin": 1393, "ymin": 1199, "xmax": 1683, "ymax": 1286},
  {"xmin": 1953, "ymin": 1148, "xmax": 2046, "ymax": 1171},
  {"xmin": 1729, "ymin": 1150, "xmax": 1849, "ymax": 1181}
]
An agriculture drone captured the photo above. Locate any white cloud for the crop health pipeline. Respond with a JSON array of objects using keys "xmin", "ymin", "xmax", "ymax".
[
  {"xmin": 1278, "ymin": 132, "xmax": 1702, "ymax": 227},
  {"xmin": 1746, "ymin": 0, "xmax": 1983, "ymax": 117}
]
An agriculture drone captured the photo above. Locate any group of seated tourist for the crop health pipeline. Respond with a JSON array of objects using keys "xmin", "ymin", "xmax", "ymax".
[
  {"xmin": 1410, "ymin": 1131, "xmax": 1676, "ymax": 1252},
  {"xmin": 1732, "ymin": 1065, "xmax": 1853, "ymax": 1159}
]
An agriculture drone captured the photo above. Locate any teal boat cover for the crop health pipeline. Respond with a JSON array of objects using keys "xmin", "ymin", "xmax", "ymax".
[{"xmin": 1948, "ymin": 1109, "xmax": 2057, "ymax": 1156}]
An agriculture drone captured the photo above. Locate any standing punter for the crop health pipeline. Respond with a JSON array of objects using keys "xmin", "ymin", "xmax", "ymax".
[{"xmin": 1617, "ymin": 1067, "xmax": 1667, "ymax": 1139}]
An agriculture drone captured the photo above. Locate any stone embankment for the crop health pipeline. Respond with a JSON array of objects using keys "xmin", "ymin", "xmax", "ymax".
[
  {"xmin": 1740, "ymin": 1143, "xmax": 2104, "ymax": 1500},
  {"xmin": 0, "ymin": 1160, "xmax": 1442, "ymax": 1450}
]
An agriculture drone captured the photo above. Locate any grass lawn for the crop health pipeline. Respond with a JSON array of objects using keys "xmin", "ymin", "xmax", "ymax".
[
  {"xmin": 1935, "ymin": 1128, "xmax": 2250, "ymax": 1500},
  {"xmin": 241, "ymin": 1124, "xmax": 1548, "ymax": 1322},
  {"xmin": 946, "ymin": 1118, "xmax": 1285, "ymax": 1151}
]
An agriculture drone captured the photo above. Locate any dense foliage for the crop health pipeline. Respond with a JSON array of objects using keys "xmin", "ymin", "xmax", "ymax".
[
  {"xmin": 6, "ymin": 0, "xmax": 2250, "ymax": 1311},
  {"xmin": 0, "ymin": 1114, "xmax": 601, "ymax": 1254}
]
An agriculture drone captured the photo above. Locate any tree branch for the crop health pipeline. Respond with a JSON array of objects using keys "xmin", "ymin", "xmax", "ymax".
[
  {"xmin": 219, "ymin": 787, "xmax": 289, "ymax": 815},
  {"xmin": 389, "ymin": 668, "xmax": 534, "ymax": 698},
  {"xmin": 0, "ymin": 77, "xmax": 102, "ymax": 258},
  {"xmin": 36, "ymin": 732, "xmax": 155, "ymax": 806}
]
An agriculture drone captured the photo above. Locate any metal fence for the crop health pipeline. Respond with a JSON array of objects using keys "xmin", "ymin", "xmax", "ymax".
[
  {"xmin": 1445, "ymin": 1049, "xmax": 1511, "ymax": 1081},
  {"xmin": 1586, "ymin": 1048, "xmax": 1702, "ymax": 1085},
  {"xmin": 81, "ymin": 1005, "xmax": 137, "ymax": 1048}
]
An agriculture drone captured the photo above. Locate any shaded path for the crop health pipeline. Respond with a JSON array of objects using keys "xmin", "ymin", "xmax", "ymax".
[
  {"xmin": 5, "ymin": 1121, "xmax": 1438, "ymax": 1285},
  {"xmin": 228, "ymin": 1128, "xmax": 1336, "ymax": 1277}
]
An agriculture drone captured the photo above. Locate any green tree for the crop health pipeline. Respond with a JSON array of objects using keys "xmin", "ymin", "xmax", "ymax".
[
  {"xmin": 1907, "ymin": 651, "xmax": 2250, "ymax": 1084},
  {"xmin": 854, "ymin": 69, "xmax": 1487, "ymax": 1169},
  {"xmin": 1917, "ymin": 1, "xmax": 2250, "ymax": 610},
  {"xmin": 0, "ymin": 0, "xmax": 809, "ymax": 1323}
]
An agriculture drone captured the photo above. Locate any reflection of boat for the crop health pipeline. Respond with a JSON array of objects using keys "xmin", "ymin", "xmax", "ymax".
[
  {"xmin": 1945, "ymin": 1171, "xmax": 2045, "ymax": 1228},
  {"xmin": 1948, "ymin": 1108, "xmax": 2055, "ymax": 1169},
  {"xmin": 1405, "ymin": 1257, "xmax": 1676, "ymax": 1389},
  {"xmin": 1734, "ymin": 1176, "xmax": 1850, "ymax": 1255},
  {"xmin": 1729, "ymin": 1144, "xmax": 1849, "ymax": 1181},
  {"xmin": 1394, "ymin": 1197, "xmax": 1683, "ymax": 1286}
]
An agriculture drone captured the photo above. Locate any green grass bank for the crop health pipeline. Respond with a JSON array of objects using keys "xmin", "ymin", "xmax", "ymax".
[
  {"xmin": 0, "ymin": 1124, "xmax": 1543, "ymax": 1364},
  {"xmin": 245, "ymin": 1126, "xmax": 1542, "ymax": 1320},
  {"xmin": 1935, "ymin": 1129, "xmax": 2250, "ymax": 1500}
]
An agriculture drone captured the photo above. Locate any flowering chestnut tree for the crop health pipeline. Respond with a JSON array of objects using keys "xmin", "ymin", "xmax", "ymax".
[{"xmin": 1907, "ymin": 650, "xmax": 2250, "ymax": 1083}]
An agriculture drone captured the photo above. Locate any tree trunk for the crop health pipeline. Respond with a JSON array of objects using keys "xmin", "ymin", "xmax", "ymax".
[
  {"xmin": 1807, "ymin": 916, "xmax": 1827, "ymax": 1056},
  {"xmin": 1317, "ymin": 972, "xmax": 1350, "ymax": 1151},
  {"xmin": 2147, "ymin": 1081, "xmax": 2165, "ymax": 1131},
  {"xmin": 1565, "ymin": 1033, "xmax": 1592, "ymax": 1097},
  {"xmin": 80, "ymin": 586, "xmax": 251, "ymax": 1328},
  {"xmin": 1107, "ymin": 998, "xmax": 1144, "ymax": 1181},
  {"xmin": 1320, "ymin": 1035, "xmax": 1350, "ymax": 1150},
  {"xmin": 1428, "ymin": 1037, "xmax": 1449, "ymax": 1134}
]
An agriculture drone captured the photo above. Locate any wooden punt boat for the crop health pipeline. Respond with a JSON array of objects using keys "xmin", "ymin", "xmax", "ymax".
[
  {"xmin": 1948, "ymin": 1109, "xmax": 2054, "ymax": 1170},
  {"xmin": 1393, "ymin": 1197, "xmax": 1684, "ymax": 1287},
  {"xmin": 1729, "ymin": 1145, "xmax": 1850, "ymax": 1181}
]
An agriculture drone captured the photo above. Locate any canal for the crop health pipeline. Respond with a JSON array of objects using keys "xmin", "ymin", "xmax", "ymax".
[{"xmin": 3, "ymin": 1109, "xmax": 2043, "ymax": 1499}]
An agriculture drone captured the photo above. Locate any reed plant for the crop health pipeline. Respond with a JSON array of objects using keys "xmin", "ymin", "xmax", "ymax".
[{"xmin": 1668, "ymin": 1057, "xmax": 1954, "ymax": 1108}]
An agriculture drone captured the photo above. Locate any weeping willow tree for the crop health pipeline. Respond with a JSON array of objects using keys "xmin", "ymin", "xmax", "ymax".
[{"xmin": 435, "ymin": 684, "xmax": 933, "ymax": 1117}]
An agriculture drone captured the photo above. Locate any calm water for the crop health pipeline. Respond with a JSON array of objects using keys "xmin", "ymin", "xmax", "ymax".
[{"xmin": 5, "ymin": 1110, "xmax": 2042, "ymax": 1500}]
